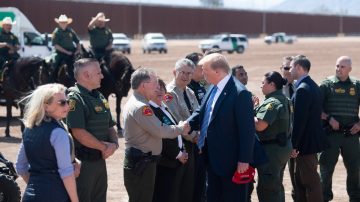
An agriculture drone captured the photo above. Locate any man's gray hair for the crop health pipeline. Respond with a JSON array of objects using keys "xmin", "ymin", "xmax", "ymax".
[
  {"xmin": 73, "ymin": 58, "xmax": 99, "ymax": 79},
  {"xmin": 131, "ymin": 67, "xmax": 156, "ymax": 90},
  {"xmin": 175, "ymin": 58, "xmax": 195, "ymax": 71}
]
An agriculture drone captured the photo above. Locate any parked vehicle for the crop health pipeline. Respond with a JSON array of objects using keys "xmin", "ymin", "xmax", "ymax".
[
  {"xmin": 112, "ymin": 33, "xmax": 131, "ymax": 54},
  {"xmin": 199, "ymin": 34, "xmax": 249, "ymax": 54},
  {"xmin": 0, "ymin": 152, "xmax": 21, "ymax": 202},
  {"xmin": 0, "ymin": 7, "xmax": 52, "ymax": 58},
  {"xmin": 264, "ymin": 32, "xmax": 297, "ymax": 44},
  {"xmin": 142, "ymin": 33, "xmax": 167, "ymax": 54}
]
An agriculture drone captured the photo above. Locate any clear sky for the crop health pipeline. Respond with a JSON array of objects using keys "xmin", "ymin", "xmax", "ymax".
[{"xmin": 105, "ymin": 0, "xmax": 285, "ymax": 9}]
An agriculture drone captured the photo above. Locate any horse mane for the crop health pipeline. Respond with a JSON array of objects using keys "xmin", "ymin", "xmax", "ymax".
[
  {"xmin": 13, "ymin": 57, "xmax": 44, "ymax": 76},
  {"xmin": 110, "ymin": 51, "xmax": 134, "ymax": 77}
]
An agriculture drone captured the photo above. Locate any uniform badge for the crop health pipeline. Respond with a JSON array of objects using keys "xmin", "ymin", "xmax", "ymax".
[
  {"xmin": 69, "ymin": 33, "xmax": 73, "ymax": 38},
  {"xmin": 142, "ymin": 106, "xmax": 153, "ymax": 116},
  {"xmin": 265, "ymin": 103, "xmax": 273, "ymax": 110},
  {"xmin": 69, "ymin": 99, "xmax": 76, "ymax": 111},
  {"xmin": 10, "ymin": 35, "xmax": 14, "ymax": 40},
  {"xmin": 335, "ymin": 88, "xmax": 345, "ymax": 94},
  {"xmin": 163, "ymin": 93, "xmax": 173, "ymax": 102},
  {"xmin": 95, "ymin": 105, "xmax": 103, "ymax": 112},
  {"xmin": 102, "ymin": 99, "xmax": 110, "ymax": 109},
  {"xmin": 349, "ymin": 87, "xmax": 356, "ymax": 96}
]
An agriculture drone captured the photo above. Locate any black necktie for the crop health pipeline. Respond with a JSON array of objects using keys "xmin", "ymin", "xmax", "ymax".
[
  {"xmin": 288, "ymin": 83, "xmax": 294, "ymax": 98},
  {"xmin": 183, "ymin": 90, "xmax": 193, "ymax": 114}
]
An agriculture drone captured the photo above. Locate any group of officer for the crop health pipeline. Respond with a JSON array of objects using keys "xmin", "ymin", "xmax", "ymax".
[
  {"xmin": 0, "ymin": 12, "xmax": 113, "ymax": 82},
  {"xmin": 122, "ymin": 52, "xmax": 359, "ymax": 202}
]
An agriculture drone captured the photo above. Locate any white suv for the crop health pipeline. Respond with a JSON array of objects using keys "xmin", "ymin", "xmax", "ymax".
[
  {"xmin": 142, "ymin": 33, "xmax": 167, "ymax": 54},
  {"xmin": 112, "ymin": 33, "xmax": 131, "ymax": 54},
  {"xmin": 199, "ymin": 34, "xmax": 248, "ymax": 54}
]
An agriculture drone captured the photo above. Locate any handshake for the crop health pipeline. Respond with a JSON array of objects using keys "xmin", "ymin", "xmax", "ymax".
[{"xmin": 178, "ymin": 120, "xmax": 191, "ymax": 135}]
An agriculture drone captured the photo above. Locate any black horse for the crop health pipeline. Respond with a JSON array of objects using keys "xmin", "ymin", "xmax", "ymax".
[
  {"xmin": 98, "ymin": 51, "xmax": 134, "ymax": 134},
  {"xmin": 57, "ymin": 44, "xmax": 95, "ymax": 88},
  {"xmin": 1, "ymin": 57, "xmax": 50, "ymax": 137}
]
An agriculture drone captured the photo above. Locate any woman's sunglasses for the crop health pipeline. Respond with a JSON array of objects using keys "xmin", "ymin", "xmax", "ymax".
[{"xmin": 57, "ymin": 99, "xmax": 70, "ymax": 107}]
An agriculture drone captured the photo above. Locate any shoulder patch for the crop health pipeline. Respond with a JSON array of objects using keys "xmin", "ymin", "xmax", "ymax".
[
  {"xmin": 163, "ymin": 93, "xmax": 173, "ymax": 102},
  {"xmin": 142, "ymin": 106, "xmax": 153, "ymax": 116},
  {"xmin": 69, "ymin": 99, "xmax": 76, "ymax": 111}
]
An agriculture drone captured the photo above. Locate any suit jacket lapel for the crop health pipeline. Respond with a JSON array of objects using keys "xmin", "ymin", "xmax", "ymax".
[{"xmin": 209, "ymin": 77, "xmax": 234, "ymax": 123}]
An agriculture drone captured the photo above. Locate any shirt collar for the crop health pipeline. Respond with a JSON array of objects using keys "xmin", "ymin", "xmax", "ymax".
[
  {"xmin": 295, "ymin": 74, "xmax": 309, "ymax": 88},
  {"xmin": 216, "ymin": 74, "xmax": 231, "ymax": 91},
  {"xmin": 265, "ymin": 89, "xmax": 283, "ymax": 99},
  {"xmin": 149, "ymin": 100, "xmax": 160, "ymax": 108}
]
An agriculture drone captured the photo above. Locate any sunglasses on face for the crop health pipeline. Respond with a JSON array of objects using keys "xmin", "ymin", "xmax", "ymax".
[
  {"xmin": 282, "ymin": 66, "xmax": 291, "ymax": 71},
  {"xmin": 57, "ymin": 99, "xmax": 70, "ymax": 107}
]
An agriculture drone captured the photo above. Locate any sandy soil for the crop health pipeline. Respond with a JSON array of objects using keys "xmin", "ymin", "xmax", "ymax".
[{"xmin": 1, "ymin": 36, "xmax": 360, "ymax": 202}]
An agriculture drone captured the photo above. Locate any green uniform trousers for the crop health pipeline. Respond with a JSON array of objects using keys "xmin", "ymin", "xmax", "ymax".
[
  {"xmin": 319, "ymin": 133, "xmax": 360, "ymax": 202},
  {"xmin": 124, "ymin": 159, "xmax": 157, "ymax": 202},
  {"xmin": 76, "ymin": 159, "xmax": 107, "ymax": 202},
  {"xmin": 256, "ymin": 140, "xmax": 292, "ymax": 202}
]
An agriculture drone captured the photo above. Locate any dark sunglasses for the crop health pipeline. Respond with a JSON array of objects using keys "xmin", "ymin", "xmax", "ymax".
[
  {"xmin": 57, "ymin": 99, "xmax": 70, "ymax": 107},
  {"xmin": 282, "ymin": 66, "xmax": 291, "ymax": 71}
]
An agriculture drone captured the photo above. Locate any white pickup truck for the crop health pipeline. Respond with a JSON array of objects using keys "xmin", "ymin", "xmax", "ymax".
[
  {"xmin": 0, "ymin": 7, "xmax": 52, "ymax": 58},
  {"xmin": 264, "ymin": 32, "xmax": 297, "ymax": 45}
]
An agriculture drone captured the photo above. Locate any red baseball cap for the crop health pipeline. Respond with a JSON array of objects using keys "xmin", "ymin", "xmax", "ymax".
[{"xmin": 232, "ymin": 166, "xmax": 255, "ymax": 184}]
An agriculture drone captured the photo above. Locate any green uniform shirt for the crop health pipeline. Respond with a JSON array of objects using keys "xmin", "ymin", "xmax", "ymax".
[
  {"xmin": 0, "ymin": 30, "xmax": 19, "ymax": 57},
  {"xmin": 89, "ymin": 27, "xmax": 113, "ymax": 50},
  {"xmin": 66, "ymin": 83, "xmax": 116, "ymax": 146},
  {"xmin": 255, "ymin": 90, "xmax": 291, "ymax": 141},
  {"xmin": 52, "ymin": 27, "xmax": 80, "ymax": 51},
  {"xmin": 320, "ymin": 75, "xmax": 360, "ymax": 125}
]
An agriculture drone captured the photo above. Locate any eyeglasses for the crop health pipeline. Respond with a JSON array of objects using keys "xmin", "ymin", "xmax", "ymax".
[
  {"xmin": 282, "ymin": 66, "xmax": 291, "ymax": 71},
  {"xmin": 178, "ymin": 71, "xmax": 193, "ymax": 76},
  {"xmin": 57, "ymin": 99, "xmax": 70, "ymax": 107}
]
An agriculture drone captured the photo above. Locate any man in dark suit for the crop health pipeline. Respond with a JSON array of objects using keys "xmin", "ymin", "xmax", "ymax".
[
  {"xmin": 289, "ymin": 55, "xmax": 326, "ymax": 202},
  {"xmin": 190, "ymin": 53, "xmax": 258, "ymax": 202}
]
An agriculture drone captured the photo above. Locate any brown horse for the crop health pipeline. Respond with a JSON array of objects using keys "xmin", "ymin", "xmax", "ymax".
[
  {"xmin": 98, "ymin": 51, "xmax": 134, "ymax": 134},
  {"xmin": 1, "ymin": 57, "xmax": 50, "ymax": 137}
]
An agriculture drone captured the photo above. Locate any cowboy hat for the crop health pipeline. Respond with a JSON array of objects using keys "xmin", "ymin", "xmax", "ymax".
[
  {"xmin": 54, "ymin": 14, "xmax": 73, "ymax": 24},
  {"xmin": 93, "ymin": 12, "xmax": 110, "ymax": 22},
  {"xmin": 1, "ymin": 17, "xmax": 16, "ymax": 25}
]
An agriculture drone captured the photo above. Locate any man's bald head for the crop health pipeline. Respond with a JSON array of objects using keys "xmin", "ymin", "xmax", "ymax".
[{"xmin": 336, "ymin": 56, "xmax": 352, "ymax": 67}]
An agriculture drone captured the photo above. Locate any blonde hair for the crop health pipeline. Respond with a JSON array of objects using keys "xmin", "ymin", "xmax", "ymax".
[{"xmin": 20, "ymin": 83, "xmax": 67, "ymax": 128}]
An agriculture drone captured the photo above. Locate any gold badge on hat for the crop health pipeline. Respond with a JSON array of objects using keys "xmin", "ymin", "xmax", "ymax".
[
  {"xmin": 69, "ymin": 99, "xmax": 76, "ymax": 111},
  {"xmin": 349, "ymin": 87, "xmax": 356, "ymax": 96}
]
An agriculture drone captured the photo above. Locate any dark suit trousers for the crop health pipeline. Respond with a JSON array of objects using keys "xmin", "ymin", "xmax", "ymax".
[
  {"xmin": 207, "ymin": 165, "xmax": 248, "ymax": 202},
  {"xmin": 193, "ymin": 146, "xmax": 207, "ymax": 202},
  {"xmin": 152, "ymin": 165, "xmax": 179, "ymax": 202},
  {"xmin": 294, "ymin": 154, "xmax": 323, "ymax": 202}
]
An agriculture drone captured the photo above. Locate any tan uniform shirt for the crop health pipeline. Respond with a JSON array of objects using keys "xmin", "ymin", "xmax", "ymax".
[
  {"xmin": 164, "ymin": 80, "xmax": 200, "ymax": 140},
  {"xmin": 123, "ymin": 91, "xmax": 183, "ymax": 155}
]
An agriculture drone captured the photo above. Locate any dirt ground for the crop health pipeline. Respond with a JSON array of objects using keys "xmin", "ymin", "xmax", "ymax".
[{"xmin": 1, "ymin": 36, "xmax": 360, "ymax": 202}]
